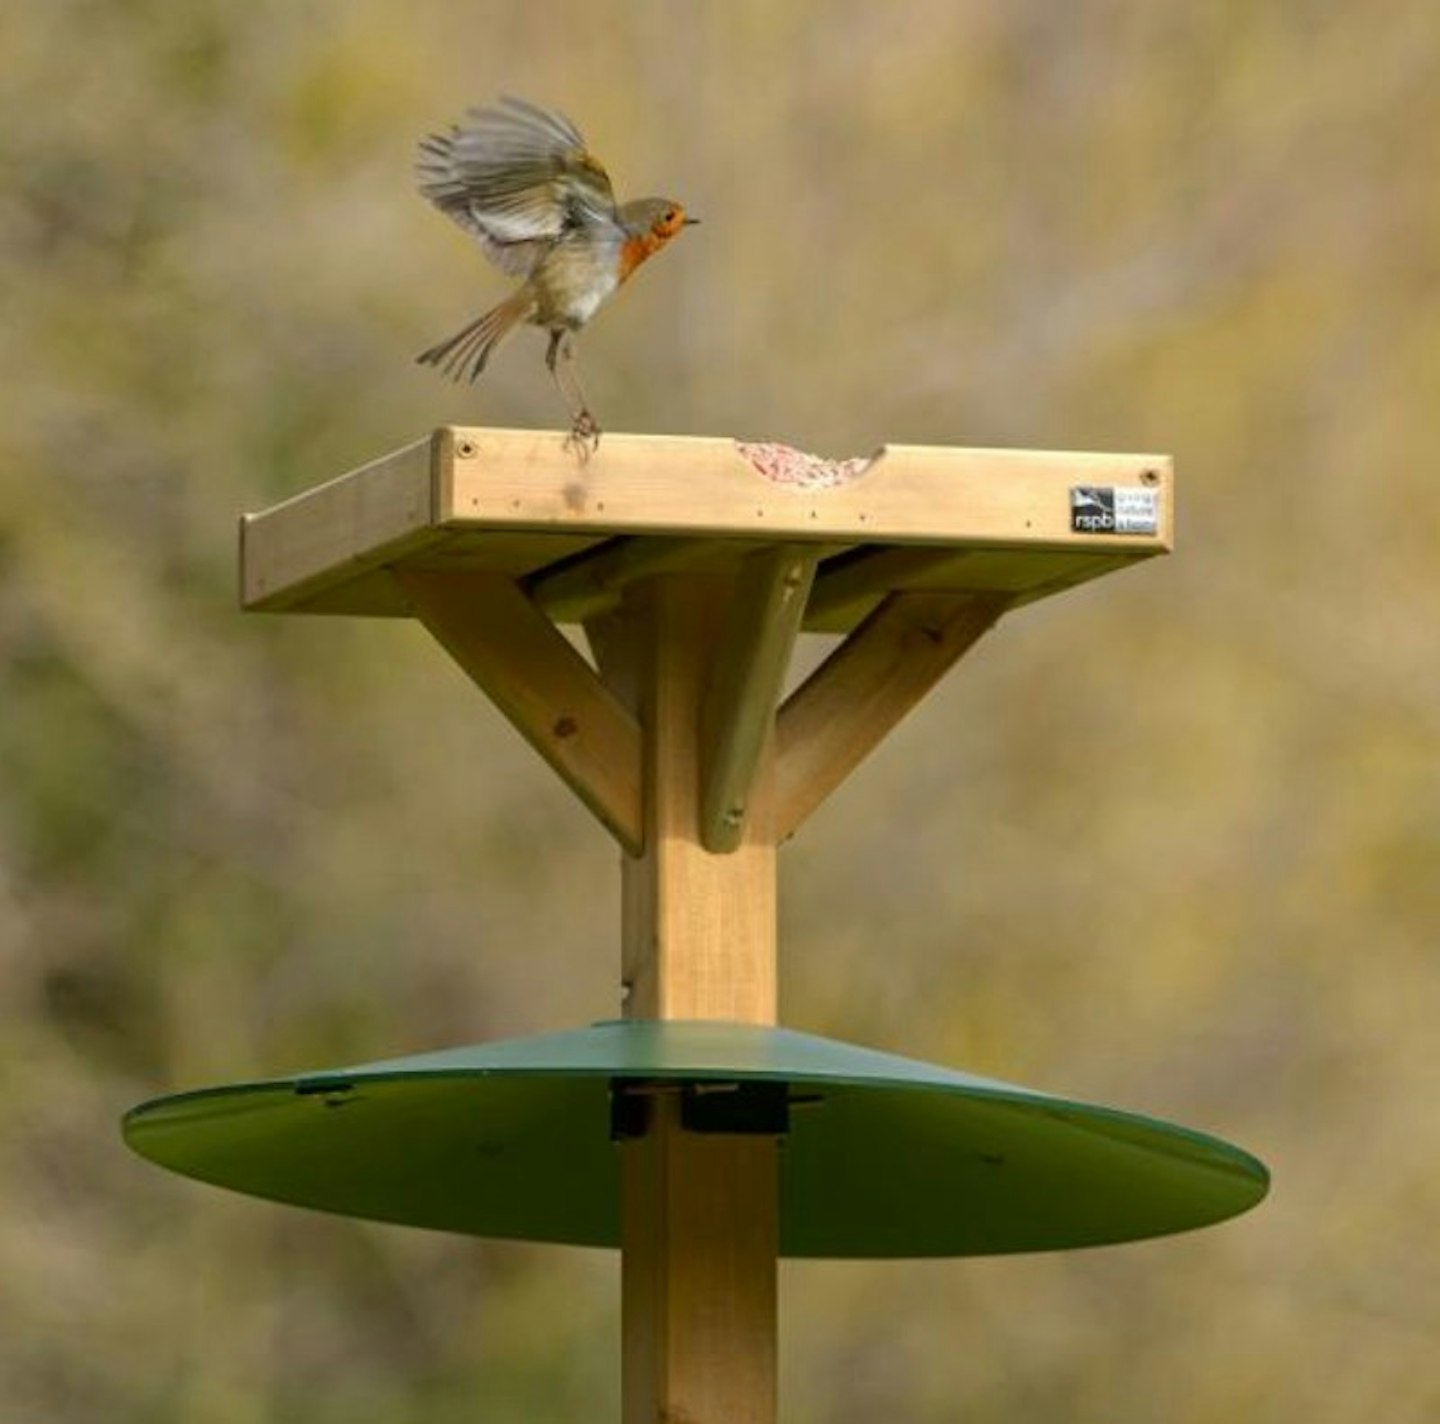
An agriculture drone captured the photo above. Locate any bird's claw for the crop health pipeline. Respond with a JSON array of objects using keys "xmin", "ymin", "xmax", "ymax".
[{"xmin": 563, "ymin": 410, "xmax": 601, "ymax": 463}]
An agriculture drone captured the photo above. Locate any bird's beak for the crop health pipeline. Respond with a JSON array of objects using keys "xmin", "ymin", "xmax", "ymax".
[{"xmin": 683, "ymin": 216, "xmax": 700, "ymax": 226}]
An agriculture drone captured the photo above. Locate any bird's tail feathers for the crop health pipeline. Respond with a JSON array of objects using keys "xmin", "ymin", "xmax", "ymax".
[{"xmin": 416, "ymin": 289, "xmax": 534, "ymax": 382}]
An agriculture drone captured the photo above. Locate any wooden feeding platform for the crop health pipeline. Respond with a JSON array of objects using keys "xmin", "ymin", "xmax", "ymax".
[
  {"xmin": 127, "ymin": 428, "xmax": 1264, "ymax": 1424},
  {"xmin": 240, "ymin": 427, "xmax": 1172, "ymax": 628}
]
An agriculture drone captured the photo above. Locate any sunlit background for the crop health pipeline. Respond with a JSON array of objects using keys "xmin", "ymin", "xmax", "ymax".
[{"xmin": 3, "ymin": 2, "xmax": 1438, "ymax": 1419}]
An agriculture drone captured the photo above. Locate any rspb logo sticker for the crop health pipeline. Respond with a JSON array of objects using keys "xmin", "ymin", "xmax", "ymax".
[{"xmin": 1070, "ymin": 486, "xmax": 1160, "ymax": 536}]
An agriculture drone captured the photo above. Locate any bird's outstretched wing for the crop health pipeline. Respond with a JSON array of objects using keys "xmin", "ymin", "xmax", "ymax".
[{"xmin": 416, "ymin": 96, "xmax": 619, "ymax": 276}]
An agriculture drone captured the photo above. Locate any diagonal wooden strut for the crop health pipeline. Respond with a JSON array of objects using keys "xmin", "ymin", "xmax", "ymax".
[
  {"xmin": 394, "ymin": 568, "xmax": 644, "ymax": 855},
  {"xmin": 774, "ymin": 591, "xmax": 1009, "ymax": 840},
  {"xmin": 700, "ymin": 546, "xmax": 818, "ymax": 853}
]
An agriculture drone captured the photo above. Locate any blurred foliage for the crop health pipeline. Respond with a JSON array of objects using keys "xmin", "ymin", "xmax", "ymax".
[{"xmin": 2, "ymin": 0, "xmax": 1438, "ymax": 1420}]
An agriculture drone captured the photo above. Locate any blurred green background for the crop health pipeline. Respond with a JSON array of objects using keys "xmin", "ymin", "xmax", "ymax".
[{"xmin": 3, "ymin": 1, "xmax": 1437, "ymax": 1419}]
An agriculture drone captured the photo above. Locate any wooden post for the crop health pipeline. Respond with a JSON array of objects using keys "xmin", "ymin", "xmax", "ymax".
[
  {"xmin": 597, "ymin": 576, "xmax": 780, "ymax": 1424},
  {"xmin": 622, "ymin": 1101, "xmax": 778, "ymax": 1424}
]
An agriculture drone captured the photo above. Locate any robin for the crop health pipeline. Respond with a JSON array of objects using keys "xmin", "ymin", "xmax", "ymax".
[{"xmin": 415, "ymin": 96, "xmax": 697, "ymax": 456}]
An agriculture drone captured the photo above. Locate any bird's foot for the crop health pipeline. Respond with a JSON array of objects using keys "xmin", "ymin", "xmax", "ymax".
[{"xmin": 563, "ymin": 410, "xmax": 601, "ymax": 463}]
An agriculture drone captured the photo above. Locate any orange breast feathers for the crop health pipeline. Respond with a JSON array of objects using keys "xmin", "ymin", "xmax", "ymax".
[
  {"xmin": 616, "ymin": 203, "xmax": 691, "ymax": 284},
  {"xmin": 617, "ymin": 230, "xmax": 667, "ymax": 284}
]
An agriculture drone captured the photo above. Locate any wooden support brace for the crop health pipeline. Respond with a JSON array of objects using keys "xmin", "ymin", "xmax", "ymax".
[
  {"xmin": 700, "ymin": 545, "xmax": 818, "ymax": 853},
  {"xmin": 527, "ymin": 536, "xmax": 736, "ymax": 624},
  {"xmin": 774, "ymin": 591, "xmax": 1008, "ymax": 840},
  {"xmin": 394, "ymin": 568, "xmax": 644, "ymax": 854},
  {"xmin": 805, "ymin": 545, "xmax": 984, "ymax": 629}
]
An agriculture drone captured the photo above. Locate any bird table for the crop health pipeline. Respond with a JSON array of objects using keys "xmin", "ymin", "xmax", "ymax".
[{"xmin": 125, "ymin": 428, "xmax": 1267, "ymax": 1423}]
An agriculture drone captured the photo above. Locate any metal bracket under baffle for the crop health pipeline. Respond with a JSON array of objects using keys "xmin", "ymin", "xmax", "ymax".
[{"xmin": 609, "ymin": 1079, "xmax": 793, "ymax": 1140}]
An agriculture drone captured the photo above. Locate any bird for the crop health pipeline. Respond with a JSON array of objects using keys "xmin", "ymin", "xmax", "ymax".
[{"xmin": 414, "ymin": 96, "xmax": 697, "ymax": 457}]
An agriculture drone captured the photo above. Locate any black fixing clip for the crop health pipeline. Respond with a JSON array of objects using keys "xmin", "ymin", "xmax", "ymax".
[{"xmin": 609, "ymin": 1079, "xmax": 792, "ymax": 1140}]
